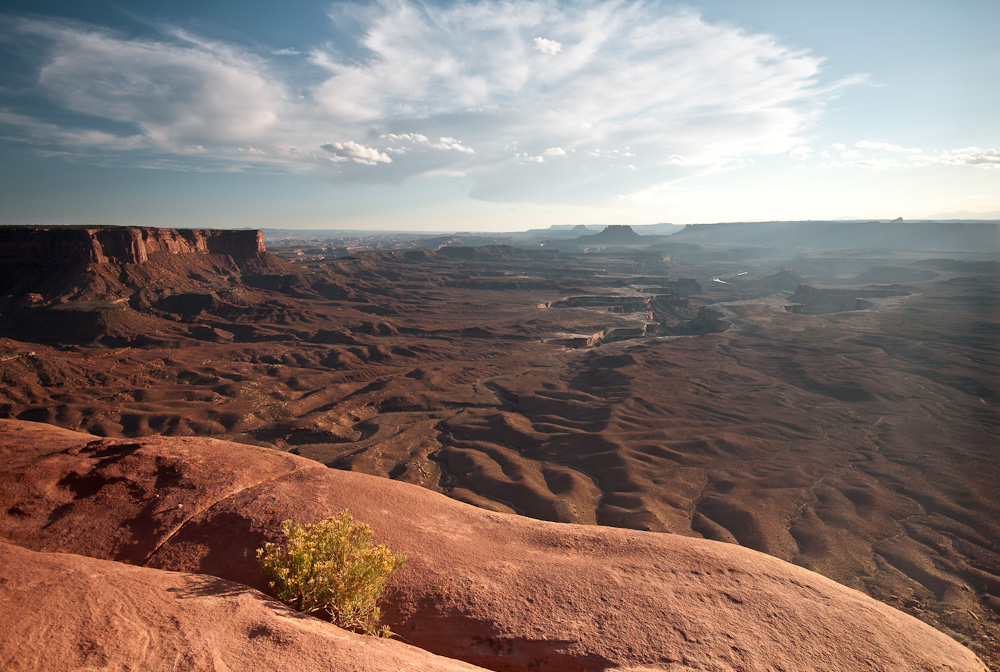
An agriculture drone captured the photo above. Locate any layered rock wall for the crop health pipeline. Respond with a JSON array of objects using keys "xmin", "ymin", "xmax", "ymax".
[{"xmin": 0, "ymin": 227, "xmax": 266, "ymax": 266}]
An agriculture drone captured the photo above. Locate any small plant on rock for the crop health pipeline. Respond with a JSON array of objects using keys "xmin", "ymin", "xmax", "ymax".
[{"xmin": 257, "ymin": 510, "xmax": 406, "ymax": 637}]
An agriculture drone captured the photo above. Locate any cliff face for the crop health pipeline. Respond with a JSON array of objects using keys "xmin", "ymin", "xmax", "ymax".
[{"xmin": 0, "ymin": 227, "xmax": 266, "ymax": 266}]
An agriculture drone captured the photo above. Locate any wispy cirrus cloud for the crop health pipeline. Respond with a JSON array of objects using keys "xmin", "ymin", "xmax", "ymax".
[
  {"xmin": 0, "ymin": 110, "xmax": 148, "ymax": 150},
  {"xmin": 805, "ymin": 141, "xmax": 1000, "ymax": 170},
  {"xmin": 13, "ymin": 18, "xmax": 284, "ymax": 151},
  {"xmin": 1, "ymin": 1, "xmax": 881, "ymax": 204}
]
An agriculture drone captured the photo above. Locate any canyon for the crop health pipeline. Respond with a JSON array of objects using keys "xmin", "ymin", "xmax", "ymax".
[{"xmin": 0, "ymin": 222, "xmax": 997, "ymax": 669}]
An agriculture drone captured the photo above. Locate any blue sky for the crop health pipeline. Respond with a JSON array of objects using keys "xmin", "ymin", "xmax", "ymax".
[{"xmin": 1, "ymin": 0, "xmax": 997, "ymax": 231}]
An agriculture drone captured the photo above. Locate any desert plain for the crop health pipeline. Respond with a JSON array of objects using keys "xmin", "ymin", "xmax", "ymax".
[{"xmin": 0, "ymin": 221, "xmax": 997, "ymax": 670}]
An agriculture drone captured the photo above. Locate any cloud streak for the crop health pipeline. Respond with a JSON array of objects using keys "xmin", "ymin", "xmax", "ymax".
[
  {"xmin": 14, "ymin": 18, "xmax": 284, "ymax": 151},
  {"xmin": 802, "ymin": 141, "xmax": 1000, "ymax": 170}
]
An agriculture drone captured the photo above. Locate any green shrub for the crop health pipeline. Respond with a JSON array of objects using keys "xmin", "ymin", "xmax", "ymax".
[{"xmin": 257, "ymin": 510, "xmax": 406, "ymax": 637}]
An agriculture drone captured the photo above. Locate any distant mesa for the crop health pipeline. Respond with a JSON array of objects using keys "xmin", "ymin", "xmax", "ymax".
[
  {"xmin": 672, "ymin": 219, "xmax": 1000, "ymax": 252},
  {"xmin": 540, "ymin": 224, "xmax": 648, "ymax": 252},
  {"xmin": 579, "ymin": 224, "xmax": 643, "ymax": 243},
  {"xmin": 785, "ymin": 284, "xmax": 910, "ymax": 315},
  {"xmin": 751, "ymin": 268, "xmax": 806, "ymax": 291}
]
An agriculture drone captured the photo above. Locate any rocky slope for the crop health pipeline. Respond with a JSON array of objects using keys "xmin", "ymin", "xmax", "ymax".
[
  {"xmin": 0, "ymin": 419, "xmax": 986, "ymax": 671},
  {"xmin": 0, "ymin": 541, "xmax": 489, "ymax": 672}
]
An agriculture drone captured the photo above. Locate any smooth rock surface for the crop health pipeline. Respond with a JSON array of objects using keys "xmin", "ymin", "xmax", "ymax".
[
  {"xmin": 0, "ymin": 419, "xmax": 986, "ymax": 672},
  {"xmin": 0, "ymin": 541, "xmax": 489, "ymax": 672}
]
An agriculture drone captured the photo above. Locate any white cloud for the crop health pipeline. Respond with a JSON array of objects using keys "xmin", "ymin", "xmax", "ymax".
[
  {"xmin": 320, "ymin": 141, "xmax": 392, "ymax": 165},
  {"xmin": 12, "ymin": 18, "xmax": 283, "ymax": 151},
  {"xmin": 855, "ymin": 140, "xmax": 920, "ymax": 153},
  {"xmin": 926, "ymin": 147, "xmax": 1000, "ymax": 168},
  {"xmin": 1, "ymin": 2, "xmax": 870, "ymax": 202},
  {"xmin": 856, "ymin": 159, "xmax": 901, "ymax": 169},
  {"xmin": 789, "ymin": 146, "xmax": 813, "ymax": 159},
  {"xmin": 817, "ymin": 143, "xmax": 1000, "ymax": 171},
  {"xmin": 532, "ymin": 37, "xmax": 562, "ymax": 55},
  {"xmin": 515, "ymin": 152, "xmax": 546, "ymax": 163},
  {"xmin": 382, "ymin": 133, "xmax": 430, "ymax": 144},
  {"xmin": 0, "ymin": 111, "xmax": 149, "ymax": 150},
  {"xmin": 419, "ymin": 169, "xmax": 467, "ymax": 178},
  {"xmin": 433, "ymin": 137, "xmax": 476, "ymax": 153},
  {"xmin": 302, "ymin": 1, "xmax": 849, "ymax": 202}
]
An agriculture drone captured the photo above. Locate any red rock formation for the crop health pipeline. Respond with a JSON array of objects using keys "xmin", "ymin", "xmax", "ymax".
[
  {"xmin": 0, "ymin": 227, "xmax": 106, "ymax": 265},
  {"xmin": 0, "ymin": 226, "xmax": 266, "ymax": 266},
  {"xmin": 0, "ymin": 542, "xmax": 490, "ymax": 672},
  {"xmin": 0, "ymin": 419, "xmax": 986, "ymax": 672}
]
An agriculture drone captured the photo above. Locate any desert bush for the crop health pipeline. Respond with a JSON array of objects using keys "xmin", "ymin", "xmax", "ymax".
[{"xmin": 257, "ymin": 510, "xmax": 406, "ymax": 637}]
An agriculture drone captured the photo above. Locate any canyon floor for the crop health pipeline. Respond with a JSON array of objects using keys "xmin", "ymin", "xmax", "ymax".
[{"xmin": 1, "ymin": 227, "xmax": 997, "ymax": 668}]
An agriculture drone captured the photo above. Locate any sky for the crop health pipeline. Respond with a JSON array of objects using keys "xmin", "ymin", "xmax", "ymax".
[{"xmin": 0, "ymin": 0, "xmax": 997, "ymax": 231}]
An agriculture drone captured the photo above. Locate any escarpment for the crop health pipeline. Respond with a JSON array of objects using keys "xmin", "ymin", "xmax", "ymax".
[
  {"xmin": 0, "ymin": 226, "xmax": 287, "ymax": 302},
  {"xmin": 0, "ymin": 226, "xmax": 266, "ymax": 266},
  {"xmin": 0, "ymin": 226, "xmax": 289, "ymax": 343}
]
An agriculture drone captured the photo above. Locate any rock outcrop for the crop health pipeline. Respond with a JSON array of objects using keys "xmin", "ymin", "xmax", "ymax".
[
  {"xmin": 751, "ymin": 268, "xmax": 806, "ymax": 291},
  {"xmin": 0, "ymin": 226, "xmax": 266, "ymax": 266},
  {"xmin": 786, "ymin": 284, "xmax": 910, "ymax": 315},
  {"xmin": 0, "ymin": 226, "xmax": 288, "ymax": 308},
  {"xmin": 0, "ymin": 419, "xmax": 986, "ymax": 672},
  {"xmin": 0, "ymin": 542, "xmax": 490, "ymax": 672},
  {"xmin": 663, "ymin": 306, "xmax": 731, "ymax": 335},
  {"xmin": 585, "ymin": 224, "xmax": 642, "ymax": 242}
]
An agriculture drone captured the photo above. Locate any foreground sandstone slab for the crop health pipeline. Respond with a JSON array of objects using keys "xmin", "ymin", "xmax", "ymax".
[
  {"xmin": 0, "ymin": 542, "xmax": 489, "ymax": 672},
  {"xmin": 0, "ymin": 419, "xmax": 986, "ymax": 671}
]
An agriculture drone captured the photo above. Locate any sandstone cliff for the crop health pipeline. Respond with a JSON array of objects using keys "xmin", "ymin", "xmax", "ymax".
[
  {"xmin": 0, "ymin": 226, "xmax": 266, "ymax": 266},
  {"xmin": 0, "ymin": 226, "xmax": 288, "ymax": 305}
]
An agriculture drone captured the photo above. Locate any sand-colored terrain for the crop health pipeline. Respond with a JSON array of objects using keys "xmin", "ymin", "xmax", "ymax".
[
  {"xmin": 0, "ymin": 225, "xmax": 997, "ymax": 667},
  {"xmin": 0, "ymin": 419, "xmax": 987, "ymax": 671}
]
